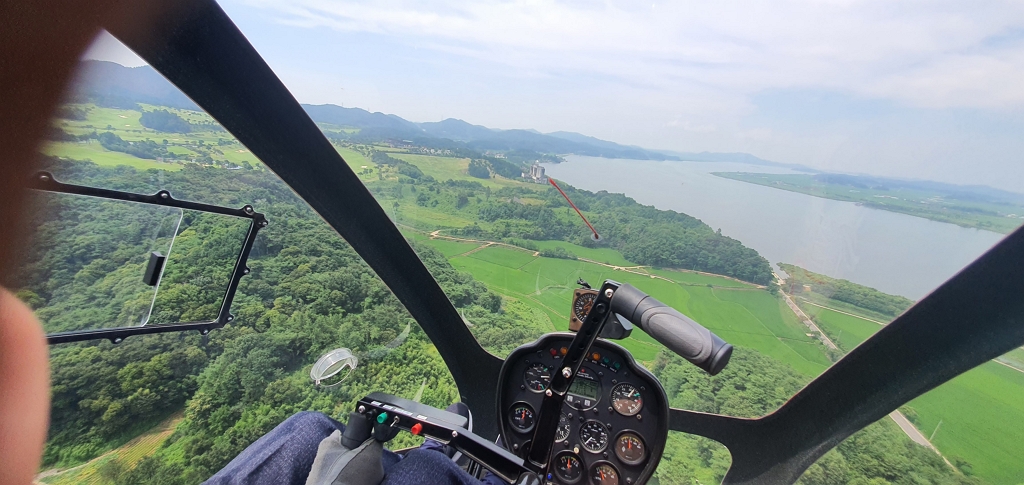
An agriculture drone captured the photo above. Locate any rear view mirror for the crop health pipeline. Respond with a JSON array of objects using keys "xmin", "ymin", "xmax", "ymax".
[{"xmin": 15, "ymin": 172, "xmax": 266, "ymax": 344}]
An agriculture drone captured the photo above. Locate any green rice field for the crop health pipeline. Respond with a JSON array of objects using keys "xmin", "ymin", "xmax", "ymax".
[
  {"xmin": 423, "ymin": 241, "xmax": 831, "ymax": 374},
  {"xmin": 804, "ymin": 301, "xmax": 1024, "ymax": 483}
]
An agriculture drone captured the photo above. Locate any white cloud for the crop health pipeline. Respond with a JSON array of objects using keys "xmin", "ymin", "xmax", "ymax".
[{"xmin": 238, "ymin": 0, "xmax": 1024, "ymax": 109}]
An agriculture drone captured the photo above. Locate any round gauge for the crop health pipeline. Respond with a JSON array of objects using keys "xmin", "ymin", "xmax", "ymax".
[
  {"xmin": 578, "ymin": 420, "xmax": 609, "ymax": 453},
  {"xmin": 555, "ymin": 413, "xmax": 571, "ymax": 442},
  {"xmin": 611, "ymin": 383, "xmax": 643, "ymax": 416},
  {"xmin": 590, "ymin": 462, "xmax": 620, "ymax": 485},
  {"xmin": 523, "ymin": 362, "xmax": 551, "ymax": 392},
  {"xmin": 573, "ymin": 292, "xmax": 597, "ymax": 322},
  {"xmin": 508, "ymin": 403, "xmax": 535, "ymax": 433},
  {"xmin": 614, "ymin": 432, "xmax": 647, "ymax": 465},
  {"xmin": 553, "ymin": 452, "xmax": 583, "ymax": 483}
]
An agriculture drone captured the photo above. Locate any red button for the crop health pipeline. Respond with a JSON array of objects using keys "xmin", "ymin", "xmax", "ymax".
[
  {"xmin": 410, "ymin": 423, "xmax": 423, "ymax": 435},
  {"xmin": 550, "ymin": 348, "xmax": 557, "ymax": 356}
]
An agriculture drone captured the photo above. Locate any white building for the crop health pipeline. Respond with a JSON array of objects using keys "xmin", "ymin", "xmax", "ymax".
[{"xmin": 523, "ymin": 162, "xmax": 547, "ymax": 183}]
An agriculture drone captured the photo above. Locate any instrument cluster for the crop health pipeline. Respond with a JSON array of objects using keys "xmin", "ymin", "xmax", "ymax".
[{"xmin": 498, "ymin": 334, "xmax": 668, "ymax": 485}]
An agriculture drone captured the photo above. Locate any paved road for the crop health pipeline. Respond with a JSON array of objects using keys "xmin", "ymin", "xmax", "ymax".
[
  {"xmin": 889, "ymin": 411, "xmax": 957, "ymax": 469},
  {"xmin": 779, "ymin": 290, "xmax": 838, "ymax": 350},
  {"xmin": 889, "ymin": 410, "xmax": 935, "ymax": 449}
]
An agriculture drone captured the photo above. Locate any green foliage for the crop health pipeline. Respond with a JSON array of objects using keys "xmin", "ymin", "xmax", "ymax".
[
  {"xmin": 538, "ymin": 246, "xmax": 576, "ymax": 260},
  {"xmin": 486, "ymin": 156, "xmax": 528, "ymax": 178},
  {"xmin": 654, "ymin": 350, "xmax": 976, "ymax": 485},
  {"xmin": 780, "ymin": 263, "xmax": 913, "ymax": 318},
  {"xmin": 28, "ymin": 160, "xmax": 506, "ymax": 481},
  {"xmin": 467, "ymin": 159, "xmax": 491, "ymax": 178},
  {"xmin": 468, "ymin": 185, "xmax": 773, "ymax": 284},
  {"xmin": 139, "ymin": 110, "xmax": 193, "ymax": 133},
  {"xmin": 97, "ymin": 132, "xmax": 173, "ymax": 160},
  {"xmin": 371, "ymin": 151, "xmax": 424, "ymax": 179}
]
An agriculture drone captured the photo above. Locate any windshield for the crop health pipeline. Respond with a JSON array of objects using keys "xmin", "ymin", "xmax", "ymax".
[{"xmin": 27, "ymin": 2, "xmax": 1024, "ymax": 484}]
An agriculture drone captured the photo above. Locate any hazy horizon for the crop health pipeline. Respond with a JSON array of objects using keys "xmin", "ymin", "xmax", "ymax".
[{"xmin": 83, "ymin": 1, "xmax": 1024, "ymax": 192}]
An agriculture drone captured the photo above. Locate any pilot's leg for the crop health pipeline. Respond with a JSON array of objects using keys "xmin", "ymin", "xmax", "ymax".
[
  {"xmin": 203, "ymin": 411, "xmax": 401, "ymax": 485},
  {"xmin": 380, "ymin": 448, "xmax": 485, "ymax": 485}
]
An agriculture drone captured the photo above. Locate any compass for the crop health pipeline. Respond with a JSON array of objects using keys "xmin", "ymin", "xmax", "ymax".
[{"xmin": 570, "ymin": 289, "xmax": 599, "ymax": 331}]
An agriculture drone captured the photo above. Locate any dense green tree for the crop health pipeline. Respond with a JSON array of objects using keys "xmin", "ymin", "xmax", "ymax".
[
  {"xmin": 139, "ymin": 110, "xmax": 193, "ymax": 133},
  {"xmin": 467, "ymin": 159, "xmax": 491, "ymax": 178}
]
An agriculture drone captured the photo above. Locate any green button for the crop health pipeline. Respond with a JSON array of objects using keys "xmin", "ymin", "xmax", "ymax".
[{"xmin": 376, "ymin": 412, "xmax": 388, "ymax": 424}]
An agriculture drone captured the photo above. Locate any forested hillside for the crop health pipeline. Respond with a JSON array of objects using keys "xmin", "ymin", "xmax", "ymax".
[
  {"xmin": 20, "ymin": 160, "xmax": 970, "ymax": 484},
  {"xmin": 779, "ymin": 263, "xmax": 914, "ymax": 318},
  {"xmin": 446, "ymin": 183, "xmax": 773, "ymax": 285}
]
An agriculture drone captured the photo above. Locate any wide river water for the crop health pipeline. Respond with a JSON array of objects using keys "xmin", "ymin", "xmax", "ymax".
[{"xmin": 544, "ymin": 156, "xmax": 1008, "ymax": 300}]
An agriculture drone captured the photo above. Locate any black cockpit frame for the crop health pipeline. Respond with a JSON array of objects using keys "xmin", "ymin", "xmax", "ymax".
[{"xmin": 100, "ymin": 1, "xmax": 1024, "ymax": 482}]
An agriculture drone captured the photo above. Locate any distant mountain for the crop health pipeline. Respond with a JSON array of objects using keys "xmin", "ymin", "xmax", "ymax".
[
  {"xmin": 660, "ymin": 150, "xmax": 818, "ymax": 172},
  {"xmin": 71, "ymin": 60, "xmax": 199, "ymax": 110},
  {"xmin": 302, "ymin": 104, "xmax": 421, "ymax": 136},
  {"xmin": 418, "ymin": 118, "xmax": 496, "ymax": 142},
  {"xmin": 547, "ymin": 131, "xmax": 646, "ymax": 152},
  {"xmin": 67, "ymin": 60, "xmax": 763, "ymax": 163}
]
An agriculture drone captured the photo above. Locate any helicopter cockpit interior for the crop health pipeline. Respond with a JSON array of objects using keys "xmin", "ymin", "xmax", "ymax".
[{"xmin": 11, "ymin": 1, "xmax": 1024, "ymax": 484}]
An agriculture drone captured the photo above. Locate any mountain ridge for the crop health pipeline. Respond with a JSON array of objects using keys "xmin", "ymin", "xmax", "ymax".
[{"xmin": 70, "ymin": 59, "xmax": 785, "ymax": 165}]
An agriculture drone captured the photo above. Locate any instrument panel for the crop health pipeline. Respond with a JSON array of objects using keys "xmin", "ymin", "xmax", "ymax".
[{"xmin": 498, "ymin": 334, "xmax": 669, "ymax": 485}]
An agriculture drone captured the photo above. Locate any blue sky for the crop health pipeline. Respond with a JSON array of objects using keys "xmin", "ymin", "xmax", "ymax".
[{"xmin": 84, "ymin": 0, "xmax": 1024, "ymax": 191}]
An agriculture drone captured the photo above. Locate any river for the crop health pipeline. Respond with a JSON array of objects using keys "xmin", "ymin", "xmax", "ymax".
[{"xmin": 544, "ymin": 156, "xmax": 1007, "ymax": 300}]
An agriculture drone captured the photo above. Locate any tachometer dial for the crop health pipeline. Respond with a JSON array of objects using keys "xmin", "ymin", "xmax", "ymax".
[
  {"xmin": 555, "ymin": 413, "xmax": 571, "ymax": 442},
  {"xmin": 578, "ymin": 420, "xmax": 608, "ymax": 453},
  {"xmin": 590, "ymin": 462, "xmax": 620, "ymax": 485},
  {"xmin": 508, "ymin": 403, "xmax": 535, "ymax": 433},
  {"xmin": 611, "ymin": 383, "xmax": 643, "ymax": 416},
  {"xmin": 554, "ymin": 452, "xmax": 583, "ymax": 483},
  {"xmin": 614, "ymin": 432, "xmax": 646, "ymax": 465},
  {"xmin": 573, "ymin": 292, "xmax": 597, "ymax": 323},
  {"xmin": 523, "ymin": 362, "xmax": 551, "ymax": 392}
]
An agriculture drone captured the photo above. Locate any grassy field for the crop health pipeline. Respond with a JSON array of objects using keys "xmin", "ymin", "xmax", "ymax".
[
  {"xmin": 390, "ymin": 153, "xmax": 525, "ymax": 190},
  {"xmin": 40, "ymin": 413, "xmax": 182, "ymax": 485},
  {"xmin": 424, "ymin": 240, "xmax": 831, "ymax": 373},
  {"xmin": 43, "ymin": 141, "xmax": 183, "ymax": 172},
  {"xmin": 48, "ymin": 103, "xmax": 263, "ymax": 171},
  {"xmin": 800, "ymin": 306, "xmax": 883, "ymax": 353},
  {"xmin": 803, "ymin": 300, "xmax": 1024, "ymax": 483},
  {"xmin": 908, "ymin": 363, "xmax": 1024, "ymax": 484}
]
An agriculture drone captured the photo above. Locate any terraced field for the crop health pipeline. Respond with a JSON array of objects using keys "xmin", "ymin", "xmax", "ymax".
[{"xmin": 39, "ymin": 414, "xmax": 182, "ymax": 485}]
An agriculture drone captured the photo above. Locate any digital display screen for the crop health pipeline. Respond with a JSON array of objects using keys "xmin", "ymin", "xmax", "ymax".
[{"xmin": 568, "ymin": 378, "xmax": 599, "ymax": 400}]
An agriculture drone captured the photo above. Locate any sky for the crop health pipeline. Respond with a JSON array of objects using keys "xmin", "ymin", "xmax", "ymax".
[{"xmin": 83, "ymin": 0, "xmax": 1024, "ymax": 191}]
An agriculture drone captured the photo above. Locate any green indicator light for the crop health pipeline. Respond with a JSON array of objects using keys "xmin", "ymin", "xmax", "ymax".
[{"xmin": 376, "ymin": 412, "xmax": 388, "ymax": 424}]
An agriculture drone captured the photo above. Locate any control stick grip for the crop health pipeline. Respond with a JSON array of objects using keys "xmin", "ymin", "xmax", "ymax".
[{"xmin": 610, "ymin": 283, "xmax": 732, "ymax": 375}]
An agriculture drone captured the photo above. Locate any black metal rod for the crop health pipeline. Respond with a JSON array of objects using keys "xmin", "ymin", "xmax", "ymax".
[{"xmin": 526, "ymin": 280, "xmax": 619, "ymax": 469}]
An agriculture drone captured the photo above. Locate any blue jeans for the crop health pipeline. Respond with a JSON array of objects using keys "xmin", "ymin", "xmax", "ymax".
[{"xmin": 203, "ymin": 411, "xmax": 508, "ymax": 485}]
